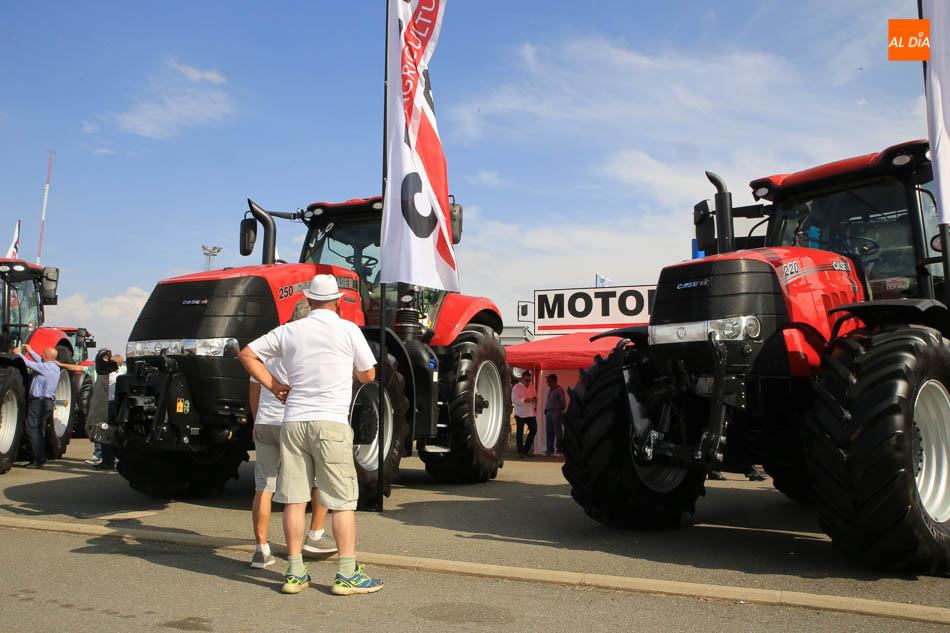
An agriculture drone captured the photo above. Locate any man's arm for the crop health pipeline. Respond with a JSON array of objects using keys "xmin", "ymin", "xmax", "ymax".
[
  {"xmin": 248, "ymin": 380, "xmax": 261, "ymax": 417},
  {"xmin": 238, "ymin": 346, "xmax": 289, "ymax": 403},
  {"xmin": 55, "ymin": 361, "xmax": 85, "ymax": 372},
  {"xmin": 354, "ymin": 367, "xmax": 375, "ymax": 384}
]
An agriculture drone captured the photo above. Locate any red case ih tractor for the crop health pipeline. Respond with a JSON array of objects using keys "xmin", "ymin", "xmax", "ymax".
[
  {"xmin": 93, "ymin": 196, "xmax": 512, "ymax": 506},
  {"xmin": 562, "ymin": 140, "xmax": 950, "ymax": 574},
  {"xmin": 0, "ymin": 259, "xmax": 79, "ymax": 473}
]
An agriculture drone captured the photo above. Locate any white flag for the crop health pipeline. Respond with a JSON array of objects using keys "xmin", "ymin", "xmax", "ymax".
[
  {"xmin": 5, "ymin": 220, "xmax": 19, "ymax": 259},
  {"xmin": 381, "ymin": 0, "xmax": 459, "ymax": 291},
  {"xmin": 925, "ymin": 1, "xmax": 949, "ymax": 224},
  {"xmin": 595, "ymin": 274, "xmax": 614, "ymax": 288}
]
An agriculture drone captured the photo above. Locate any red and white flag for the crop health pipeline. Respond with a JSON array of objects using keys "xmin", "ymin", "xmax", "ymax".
[
  {"xmin": 4, "ymin": 220, "xmax": 19, "ymax": 259},
  {"xmin": 381, "ymin": 0, "xmax": 459, "ymax": 291}
]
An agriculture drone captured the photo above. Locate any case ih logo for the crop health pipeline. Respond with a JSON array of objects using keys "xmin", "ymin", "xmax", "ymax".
[
  {"xmin": 675, "ymin": 279, "xmax": 710, "ymax": 290},
  {"xmin": 888, "ymin": 19, "xmax": 930, "ymax": 61},
  {"xmin": 181, "ymin": 299, "xmax": 208, "ymax": 305}
]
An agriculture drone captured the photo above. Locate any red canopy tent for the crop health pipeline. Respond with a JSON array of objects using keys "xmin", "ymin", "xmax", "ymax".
[{"xmin": 505, "ymin": 331, "xmax": 628, "ymax": 370}]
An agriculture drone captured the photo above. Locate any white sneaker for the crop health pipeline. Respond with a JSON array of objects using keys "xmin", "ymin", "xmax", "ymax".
[
  {"xmin": 250, "ymin": 550, "xmax": 276, "ymax": 568},
  {"xmin": 303, "ymin": 533, "xmax": 337, "ymax": 553}
]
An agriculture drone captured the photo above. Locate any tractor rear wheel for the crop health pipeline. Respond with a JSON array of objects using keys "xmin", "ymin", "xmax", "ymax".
[
  {"xmin": 45, "ymin": 365, "xmax": 75, "ymax": 460},
  {"xmin": 116, "ymin": 445, "xmax": 249, "ymax": 498},
  {"xmin": 810, "ymin": 326, "xmax": 950, "ymax": 574},
  {"xmin": 350, "ymin": 342, "xmax": 409, "ymax": 509},
  {"xmin": 422, "ymin": 324, "xmax": 511, "ymax": 483},
  {"xmin": 71, "ymin": 373, "xmax": 93, "ymax": 438},
  {"xmin": 561, "ymin": 344, "xmax": 706, "ymax": 527},
  {"xmin": 0, "ymin": 367, "xmax": 26, "ymax": 474}
]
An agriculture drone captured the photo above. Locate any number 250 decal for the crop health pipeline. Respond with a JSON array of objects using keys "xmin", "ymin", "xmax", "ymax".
[
  {"xmin": 277, "ymin": 285, "xmax": 293, "ymax": 299},
  {"xmin": 782, "ymin": 261, "xmax": 800, "ymax": 278}
]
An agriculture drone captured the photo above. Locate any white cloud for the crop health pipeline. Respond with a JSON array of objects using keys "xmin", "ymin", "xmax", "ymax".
[
  {"xmin": 93, "ymin": 147, "xmax": 115, "ymax": 155},
  {"xmin": 467, "ymin": 169, "xmax": 504, "ymax": 187},
  {"xmin": 170, "ymin": 60, "xmax": 227, "ymax": 85},
  {"xmin": 81, "ymin": 120, "xmax": 99, "ymax": 133},
  {"xmin": 44, "ymin": 287, "xmax": 150, "ymax": 354},
  {"xmin": 115, "ymin": 62, "xmax": 234, "ymax": 139}
]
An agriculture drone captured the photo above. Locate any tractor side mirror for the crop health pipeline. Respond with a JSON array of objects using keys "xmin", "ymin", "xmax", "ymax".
[
  {"xmin": 450, "ymin": 199, "xmax": 463, "ymax": 244},
  {"xmin": 694, "ymin": 199, "xmax": 716, "ymax": 253},
  {"xmin": 931, "ymin": 234, "xmax": 943, "ymax": 253},
  {"xmin": 86, "ymin": 337, "xmax": 96, "ymax": 349},
  {"xmin": 40, "ymin": 266, "xmax": 59, "ymax": 305},
  {"xmin": 240, "ymin": 218, "xmax": 257, "ymax": 256}
]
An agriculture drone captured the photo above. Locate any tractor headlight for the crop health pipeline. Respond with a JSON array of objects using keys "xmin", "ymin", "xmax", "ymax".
[
  {"xmin": 126, "ymin": 337, "xmax": 240, "ymax": 358},
  {"xmin": 650, "ymin": 315, "xmax": 765, "ymax": 345}
]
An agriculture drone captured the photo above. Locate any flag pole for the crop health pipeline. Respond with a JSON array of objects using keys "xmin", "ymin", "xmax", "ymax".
[
  {"xmin": 920, "ymin": 0, "xmax": 950, "ymax": 305},
  {"xmin": 376, "ymin": 0, "xmax": 392, "ymax": 513}
]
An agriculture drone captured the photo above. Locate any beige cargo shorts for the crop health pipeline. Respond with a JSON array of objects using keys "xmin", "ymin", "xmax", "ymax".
[
  {"xmin": 275, "ymin": 420, "xmax": 359, "ymax": 510},
  {"xmin": 253, "ymin": 424, "xmax": 282, "ymax": 493}
]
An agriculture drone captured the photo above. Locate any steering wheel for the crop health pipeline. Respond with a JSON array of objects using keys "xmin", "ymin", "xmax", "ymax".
[
  {"xmin": 346, "ymin": 254, "xmax": 379, "ymax": 268},
  {"xmin": 840, "ymin": 236, "xmax": 880, "ymax": 259}
]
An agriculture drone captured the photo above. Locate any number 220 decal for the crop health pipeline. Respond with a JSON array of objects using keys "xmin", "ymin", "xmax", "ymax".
[{"xmin": 782, "ymin": 261, "xmax": 800, "ymax": 278}]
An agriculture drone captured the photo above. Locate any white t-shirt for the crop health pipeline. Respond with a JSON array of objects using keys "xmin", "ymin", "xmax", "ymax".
[
  {"xmin": 250, "ymin": 357, "xmax": 288, "ymax": 426},
  {"xmin": 248, "ymin": 309, "xmax": 376, "ymax": 424},
  {"xmin": 108, "ymin": 364, "xmax": 127, "ymax": 402},
  {"xmin": 512, "ymin": 381, "xmax": 537, "ymax": 417}
]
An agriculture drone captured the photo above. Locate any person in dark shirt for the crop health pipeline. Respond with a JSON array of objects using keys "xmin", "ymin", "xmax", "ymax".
[{"xmin": 544, "ymin": 374, "xmax": 567, "ymax": 457}]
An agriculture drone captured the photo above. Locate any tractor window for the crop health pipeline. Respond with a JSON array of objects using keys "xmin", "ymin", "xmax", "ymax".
[
  {"xmin": 772, "ymin": 179, "xmax": 919, "ymax": 299},
  {"xmin": 6, "ymin": 279, "xmax": 40, "ymax": 345},
  {"xmin": 302, "ymin": 220, "xmax": 382, "ymax": 289}
]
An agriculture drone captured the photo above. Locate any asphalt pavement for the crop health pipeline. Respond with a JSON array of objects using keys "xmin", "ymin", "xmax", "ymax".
[{"xmin": 0, "ymin": 440, "xmax": 949, "ymax": 630}]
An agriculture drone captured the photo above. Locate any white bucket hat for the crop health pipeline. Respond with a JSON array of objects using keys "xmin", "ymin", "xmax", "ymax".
[{"xmin": 303, "ymin": 274, "xmax": 343, "ymax": 301}]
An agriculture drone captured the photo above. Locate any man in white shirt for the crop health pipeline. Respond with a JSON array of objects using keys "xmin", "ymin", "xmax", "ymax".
[
  {"xmin": 511, "ymin": 371, "xmax": 537, "ymax": 458},
  {"xmin": 239, "ymin": 274, "xmax": 383, "ymax": 596},
  {"xmin": 248, "ymin": 355, "xmax": 338, "ymax": 569}
]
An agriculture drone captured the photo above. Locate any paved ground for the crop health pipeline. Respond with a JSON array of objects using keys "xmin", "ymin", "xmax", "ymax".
[
  {"xmin": 1, "ymin": 440, "xmax": 949, "ymax": 630},
  {"xmin": 3, "ymin": 530, "xmax": 947, "ymax": 633}
]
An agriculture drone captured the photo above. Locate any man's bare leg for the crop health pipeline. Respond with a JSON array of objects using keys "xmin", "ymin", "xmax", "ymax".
[
  {"xmin": 309, "ymin": 487, "xmax": 328, "ymax": 532},
  {"xmin": 282, "ymin": 501, "xmax": 308, "ymax": 578},
  {"xmin": 252, "ymin": 490, "xmax": 273, "ymax": 545}
]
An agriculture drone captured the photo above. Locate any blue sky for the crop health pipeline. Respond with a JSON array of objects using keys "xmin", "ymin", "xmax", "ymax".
[{"xmin": 0, "ymin": 0, "xmax": 927, "ymax": 352}]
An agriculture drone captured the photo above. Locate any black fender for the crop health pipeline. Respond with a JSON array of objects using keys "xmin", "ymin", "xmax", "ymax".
[
  {"xmin": 591, "ymin": 324, "xmax": 649, "ymax": 347},
  {"xmin": 830, "ymin": 299, "xmax": 950, "ymax": 338}
]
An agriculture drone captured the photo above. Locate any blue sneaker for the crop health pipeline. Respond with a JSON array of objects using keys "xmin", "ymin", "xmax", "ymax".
[
  {"xmin": 331, "ymin": 564, "xmax": 383, "ymax": 595},
  {"xmin": 281, "ymin": 570, "xmax": 310, "ymax": 594}
]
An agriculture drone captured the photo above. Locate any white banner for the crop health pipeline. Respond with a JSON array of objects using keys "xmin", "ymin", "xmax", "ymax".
[
  {"xmin": 381, "ymin": 0, "xmax": 459, "ymax": 291},
  {"xmin": 925, "ymin": 1, "xmax": 949, "ymax": 224},
  {"xmin": 5, "ymin": 220, "xmax": 19, "ymax": 259},
  {"xmin": 534, "ymin": 285, "xmax": 655, "ymax": 336}
]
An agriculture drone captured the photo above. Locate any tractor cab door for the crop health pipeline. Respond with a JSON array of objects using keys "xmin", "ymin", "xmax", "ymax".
[
  {"xmin": 1, "ymin": 275, "xmax": 42, "ymax": 350},
  {"xmin": 917, "ymin": 182, "xmax": 946, "ymax": 301}
]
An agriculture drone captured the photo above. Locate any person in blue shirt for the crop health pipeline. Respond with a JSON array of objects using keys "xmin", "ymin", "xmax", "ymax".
[{"xmin": 14, "ymin": 344, "xmax": 62, "ymax": 468}]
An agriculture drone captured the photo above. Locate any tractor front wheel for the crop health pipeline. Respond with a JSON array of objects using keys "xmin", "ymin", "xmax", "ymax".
[
  {"xmin": 45, "ymin": 366, "xmax": 75, "ymax": 460},
  {"xmin": 0, "ymin": 367, "xmax": 26, "ymax": 474},
  {"xmin": 422, "ymin": 324, "xmax": 511, "ymax": 483},
  {"xmin": 350, "ymin": 342, "xmax": 409, "ymax": 509},
  {"xmin": 810, "ymin": 326, "xmax": 950, "ymax": 574},
  {"xmin": 561, "ymin": 344, "xmax": 706, "ymax": 527}
]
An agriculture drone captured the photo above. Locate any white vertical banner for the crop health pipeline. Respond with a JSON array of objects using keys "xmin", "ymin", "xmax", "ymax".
[
  {"xmin": 381, "ymin": 0, "xmax": 460, "ymax": 291},
  {"xmin": 5, "ymin": 220, "xmax": 19, "ymax": 259},
  {"xmin": 925, "ymin": 1, "xmax": 949, "ymax": 224}
]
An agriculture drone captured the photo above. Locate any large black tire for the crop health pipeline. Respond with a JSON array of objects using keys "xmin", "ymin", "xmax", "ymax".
[
  {"xmin": 45, "ymin": 363, "xmax": 75, "ymax": 460},
  {"xmin": 762, "ymin": 454, "xmax": 811, "ymax": 503},
  {"xmin": 70, "ymin": 373, "xmax": 93, "ymax": 438},
  {"xmin": 351, "ymin": 342, "xmax": 409, "ymax": 509},
  {"xmin": 116, "ymin": 445, "xmax": 250, "ymax": 498},
  {"xmin": 0, "ymin": 367, "xmax": 27, "ymax": 474},
  {"xmin": 422, "ymin": 324, "xmax": 511, "ymax": 483},
  {"xmin": 561, "ymin": 345, "xmax": 707, "ymax": 528},
  {"xmin": 810, "ymin": 326, "xmax": 950, "ymax": 574}
]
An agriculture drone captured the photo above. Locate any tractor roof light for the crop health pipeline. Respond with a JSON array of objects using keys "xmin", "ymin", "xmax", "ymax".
[
  {"xmin": 12, "ymin": 265, "xmax": 25, "ymax": 272},
  {"xmin": 892, "ymin": 154, "xmax": 912, "ymax": 166},
  {"xmin": 753, "ymin": 186, "xmax": 770, "ymax": 200},
  {"xmin": 0, "ymin": 265, "xmax": 9, "ymax": 272}
]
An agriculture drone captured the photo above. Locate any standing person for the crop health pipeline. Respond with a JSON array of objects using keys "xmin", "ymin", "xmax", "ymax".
[
  {"xmin": 96, "ymin": 354, "xmax": 126, "ymax": 470},
  {"xmin": 13, "ymin": 344, "xmax": 62, "ymax": 468},
  {"xmin": 248, "ymin": 355, "xmax": 337, "ymax": 569},
  {"xmin": 239, "ymin": 274, "xmax": 383, "ymax": 596},
  {"xmin": 511, "ymin": 371, "xmax": 537, "ymax": 458},
  {"xmin": 544, "ymin": 373, "xmax": 567, "ymax": 457}
]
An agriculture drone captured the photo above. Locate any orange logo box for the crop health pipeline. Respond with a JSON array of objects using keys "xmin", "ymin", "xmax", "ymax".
[{"xmin": 889, "ymin": 19, "xmax": 930, "ymax": 61}]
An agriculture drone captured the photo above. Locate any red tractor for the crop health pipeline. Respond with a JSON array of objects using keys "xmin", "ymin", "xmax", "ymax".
[
  {"xmin": 94, "ymin": 196, "xmax": 512, "ymax": 505},
  {"xmin": 562, "ymin": 140, "xmax": 950, "ymax": 574},
  {"xmin": 0, "ymin": 259, "xmax": 78, "ymax": 473}
]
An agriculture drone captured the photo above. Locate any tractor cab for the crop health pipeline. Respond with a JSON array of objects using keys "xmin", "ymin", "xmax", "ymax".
[
  {"xmin": 0, "ymin": 259, "xmax": 58, "ymax": 353},
  {"xmin": 696, "ymin": 140, "xmax": 945, "ymax": 303}
]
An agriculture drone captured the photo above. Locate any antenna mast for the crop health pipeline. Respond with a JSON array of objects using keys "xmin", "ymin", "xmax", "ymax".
[{"xmin": 36, "ymin": 150, "xmax": 55, "ymax": 265}]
